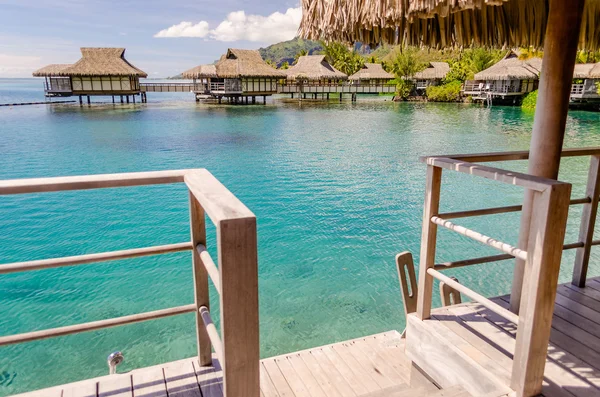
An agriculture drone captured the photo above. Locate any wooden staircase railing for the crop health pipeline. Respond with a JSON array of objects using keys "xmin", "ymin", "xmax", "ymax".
[{"xmin": 0, "ymin": 169, "xmax": 259, "ymax": 397}]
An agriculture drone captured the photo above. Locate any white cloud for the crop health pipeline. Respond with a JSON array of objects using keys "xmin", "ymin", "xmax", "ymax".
[
  {"xmin": 154, "ymin": 7, "xmax": 301, "ymax": 43},
  {"xmin": 0, "ymin": 53, "xmax": 43, "ymax": 77},
  {"xmin": 154, "ymin": 21, "xmax": 210, "ymax": 38}
]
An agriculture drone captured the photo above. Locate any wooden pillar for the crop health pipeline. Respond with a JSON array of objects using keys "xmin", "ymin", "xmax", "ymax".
[
  {"xmin": 132, "ymin": 95, "xmax": 136, "ymax": 104},
  {"xmin": 87, "ymin": 96, "xmax": 91, "ymax": 105},
  {"xmin": 572, "ymin": 155, "xmax": 600, "ymax": 286},
  {"xmin": 327, "ymin": 93, "xmax": 329, "ymax": 100},
  {"xmin": 416, "ymin": 165, "xmax": 442, "ymax": 320},
  {"xmin": 189, "ymin": 193, "xmax": 212, "ymax": 366},
  {"xmin": 511, "ymin": 183, "xmax": 571, "ymax": 397},
  {"xmin": 112, "ymin": 96, "xmax": 115, "ymax": 104},
  {"xmin": 126, "ymin": 96, "xmax": 130, "ymax": 104},
  {"xmin": 79, "ymin": 96, "xmax": 83, "ymax": 106},
  {"xmin": 339, "ymin": 93, "xmax": 342, "ymax": 102},
  {"xmin": 218, "ymin": 209, "xmax": 259, "ymax": 397},
  {"xmin": 218, "ymin": 96, "xmax": 222, "ymax": 104},
  {"xmin": 120, "ymin": 95, "xmax": 123, "ymax": 103},
  {"xmin": 291, "ymin": 92, "xmax": 294, "ymax": 99},
  {"xmin": 263, "ymin": 96, "xmax": 266, "ymax": 104},
  {"xmin": 252, "ymin": 96, "xmax": 256, "ymax": 104},
  {"xmin": 511, "ymin": 0, "xmax": 585, "ymax": 313},
  {"xmin": 303, "ymin": 93, "xmax": 307, "ymax": 99}
]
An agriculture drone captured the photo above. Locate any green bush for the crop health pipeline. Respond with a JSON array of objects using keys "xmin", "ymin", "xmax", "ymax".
[
  {"xmin": 395, "ymin": 80, "xmax": 413, "ymax": 100},
  {"xmin": 425, "ymin": 81, "xmax": 462, "ymax": 102},
  {"xmin": 521, "ymin": 90, "xmax": 538, "ymax": 111}
]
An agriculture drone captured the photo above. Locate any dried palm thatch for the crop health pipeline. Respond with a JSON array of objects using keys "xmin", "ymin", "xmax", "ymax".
[
  {"xmin": 182, "ymin": 64, "xmax": 217, "ymax": 79},
  {"xmin": 474, "ymin": 50, "xmax": 541, "ymax": 80},
  {"xmin": 348, "ymin": 63, "xmax": 394, "ymax": 80},
  {"xmin": 32, "ymin": 64, "xmax": 72, "ymax": 77},
  {"xmin": 285, "ymin": 55, "xmax": 348, "ymax": 81},
  {"xmin": 33, "ymin": 48, "xmax": 147, "ymax": 77},
  {"xmin": 215, "ymin": 49, "xmax": 287, "ymax": 78},
  {"xmin": 413, "ymin": 62, "xmax": 450, "ymax": 80},
  {"xmin": 573, "ymin": 63, "xmax": 596, "ymax": 78},
  {"xmin": 299, "ymin": 0, "xmax": 600, "ymax": 50}
]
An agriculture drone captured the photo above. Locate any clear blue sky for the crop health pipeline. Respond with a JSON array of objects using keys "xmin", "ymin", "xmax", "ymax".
[{"xmin": 0, "ymin": 0, "xmax": 301, "ymax": 77}]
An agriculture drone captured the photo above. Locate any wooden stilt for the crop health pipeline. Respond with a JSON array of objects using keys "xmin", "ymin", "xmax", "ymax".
[
  {"xmin": 263, "ymin": 96, "xmax": 266, "ymax": 104},
  {"xmin": 218, "ymin": 96, "xmax": 222, "ymax": 104},
  {"xmin": 87, "ymin": 96, "xmax": 91, "ymax": 105},
  {"xmin": 112, "ymin": 96, "xmax": 115, "ymax": 104},
  {"xmin": 303, "ymin": 93, "xmax": 307, "ymax": 99},
  {"xmin": 252, "ymin": 96, "xmax": 256, "ymax": 104},
  {"xmin": 120, "ymin": 96, "xmax": 123, "ymax": 103},
  {"xmin": 126, "ymin": 96, "xmax": 130, "ymax": 104},
  {"xmin": 291, "ymin": 93, "xmax": 294, "ymax": 99},
  {"xmin": 132, "ymin": 95, "xmax": 136, "ymax": 104},
  {"xmin": 79, "ymin": 96, "xmax": 83, "ymax": 106},
  {"xmin": 510, "ymin": 0, "xmax": 585, "ymax": 314},
  {"xmin": 339, "ymin": 93, "xmax": 342, "ymax": 102},
  {"xmin": 327, "ymin": 93, "xmax": 329, "ymax": 100}
]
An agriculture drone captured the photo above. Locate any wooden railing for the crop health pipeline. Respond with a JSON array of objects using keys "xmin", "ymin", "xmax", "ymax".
[
  {"xmin": 571, "ymin": 83, "xmax": 585, "ymax": 95},
  {"xmin": 406, "ymin": 147, "xmax": 600, "ymax": 397},
  {"xmin": 0, "ymin": 169, "xmax": 259, "ymax": 397}
]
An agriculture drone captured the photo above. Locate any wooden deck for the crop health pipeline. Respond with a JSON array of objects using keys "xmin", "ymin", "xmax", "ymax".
[
  {"xmin": 406, "ymin": 276, "xmax": 600, "ymax": 397},
  {"xmin": 13, "ymin": 331, "xmax": 472, "ymax": 397}
]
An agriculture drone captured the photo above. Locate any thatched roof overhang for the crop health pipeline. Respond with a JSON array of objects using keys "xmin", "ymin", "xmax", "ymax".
[
  {"xmin": 285, "ymin": 55, "xmax": 347, "ymax": 81},
  {"xmin": 348, "ymin": 63, "xmax": 393, "ymax": 81},
  {"xmin": 299, "ymin": 0, "xmax": 600, "ymax": 50},
  {"xmin": 413, "ymin": 62, "xmax": 450, "ymax": 80},
  {"xmin": 33, "ymin": 48, "xmax": 147, "ymax": 78},
  {"xmin": 32, "ymin": 64, "xmax": 72, "ymax": 77},
  {"xmin": 215, "ymin": 49, "xmax": 286, "ymax": 79},
  {"xmin": 474, "ymin": 51, "xmax": 542, "ymax": 80},
  {"xmin": 182, "ymin": 64, "xmax": 217, "ymax": 79}
]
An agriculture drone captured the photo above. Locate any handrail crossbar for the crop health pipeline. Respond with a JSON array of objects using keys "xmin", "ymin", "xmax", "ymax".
[
  {"xmin": 431, "ymin": 216, "xmax": 528, "ymax": 261},
  {"xmin": 197, "ymin": 245, "xmax": 221, "ymax": 294},
  {"xmin": 199, "ymin": 306, "xmax": 224, "ymax": 365},
  {"xmin": 0, "ymin": 242, "xmax": 192, "ymax": 275},
  {"xmin": 0, "ymin": 304, "xmax": 196, "ymax": 347},
  {"xmin": 421, "ymin": 147, "xmax": 600, "ymax": 164},
  {"xmin": 427, "ymin": 268, "xmax": 519, "ymax": 324}
]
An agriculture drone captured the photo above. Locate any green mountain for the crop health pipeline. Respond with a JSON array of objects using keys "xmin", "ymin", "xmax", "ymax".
[{"xmin": 259, "ymin": 38, "xmax": 323, "ymax": 67}]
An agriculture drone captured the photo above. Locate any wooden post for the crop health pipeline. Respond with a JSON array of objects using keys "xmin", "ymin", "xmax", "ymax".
[
  {"xmin": 126, "ymin": 96, "xmax": 130, "ymax": 104},
  {"xmin": 79, "ymin": 96, "xmax": 83, "ymax": 106},
  {"xmin": 120, "ymin": 95, "xmax": 123, "ymax": 103},
  {"xmin": 87, "ymin": 96, "xmax": 91, "ymax": 105},
  {"xmin": 263, "ymin": 96, "xmax": 266, "ymax": 104},
  {"xmin": 572, "ymin": 155, "xmax": 600, "ymax": 287},
  {"xmin": 112, "ymin": 96, "xmax": 115, "ymax": 104},
  {"xmin": 511, "ymin": 182, "xmax": 571, "ymax": 397},
  {"xmin": 339, "ymin": 93, "xmax": 342, "ymax": 102},
  {"xmin": 252, "ymin": 96, "xmax": 256, "ymax": 104},
  {"xmin": 218, "ymin": 212, "xmax": 259, "ymax": 397},
  {"xmin": 416, "ymin": 165, "xmax": 442, "ymax": 320},
  {"xmin": 189, "ymin": 192, "xmax": 212, "ymax": 366},
  {"xmin": 291, "ymin": 93, "xmax": 294, "ymax": 99},
  {"xmin": 132, "ymin": 95, "xmax": 136, "ymax": 104},
  {"xmin": 510, "ymin": 0, "xmax": 585, "ymax": 313}
]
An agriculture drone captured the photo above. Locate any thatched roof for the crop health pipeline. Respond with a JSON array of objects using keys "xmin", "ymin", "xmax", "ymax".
[
  {"xmin": 215, "ymin": 49, "xmax": 286, "ymax": 78},
  {"xmin": 32, "ymin": 64, "xmax": 72, "ymax": 77},
  {"xmin": 299, "ymin": 0, "xmax": 600, "ymax": 50},
  {"xmin": 33, "ymin": 48, "xmax": 147, "ymax": 78},
  {"xmin": 474, "ymin": 51, "xmax": 542, "ymax": 81},
  {"xmin": 285, "ymin": 55, "xmax": 347, "ymax": 81},
  {"xmin": 182, "ymin": 64, "xmax": 217, "ymax": 79},
  {"xmin": 413, "ymin": 62, "xmax": 450, "ymax": 80},
  {"xmin": 348, "ymin": 63, "xmax": 393, "ymax": 81},
  {"xmin": 574, "ymin": 63, "xmax": 600, "ymax": 79}
]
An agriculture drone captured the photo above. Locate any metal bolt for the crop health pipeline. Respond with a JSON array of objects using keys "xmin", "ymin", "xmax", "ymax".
[{"xmin": 107, "ymin": 351, "xmax": 124, "ymax": 375}]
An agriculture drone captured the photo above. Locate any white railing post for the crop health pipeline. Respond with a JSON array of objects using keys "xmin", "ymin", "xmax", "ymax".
[
  {"xmin": 511, "ymin": 182, "xmax": 571, "ymax": 397},
  {"xmin": 189, "ymin": 192, "xmax": 213, "ymax": 366},
  {"xmin": 572, "ymin": 155, "xmax": 600, "ymax": 287},
  {"xmin": 416, "ymin": 165, "xmax": 442, "ymax": 320}
]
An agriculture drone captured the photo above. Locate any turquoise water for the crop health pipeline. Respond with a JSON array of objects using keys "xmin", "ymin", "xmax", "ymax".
[{"xmin": 1, "ymin": 78, "xmax": 600, "ymax": 395}]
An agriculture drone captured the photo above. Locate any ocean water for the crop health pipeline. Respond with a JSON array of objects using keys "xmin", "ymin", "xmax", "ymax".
[{"xmin": 1, "ymin": 78, "xmax": 600, "ymax": 395}]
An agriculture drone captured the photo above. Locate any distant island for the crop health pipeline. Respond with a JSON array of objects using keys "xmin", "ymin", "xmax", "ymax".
[{"xmin": 258, "ymin": 38, "xmax": 323, "ymax": 68}]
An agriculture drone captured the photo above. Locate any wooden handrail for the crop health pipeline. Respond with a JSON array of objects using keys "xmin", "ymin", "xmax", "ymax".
[
  {"xmin": 0, "ymin": 169, "xmax": 196, "ymax": 195},
  {"xmin": 420, "ymin": 147, "xmax": 600, "ymax": 163},
  {"xmin": 197, "ymin": 245, "xmax": 221, "ymax": 294},
  {"xmin": 427, "ymin": 268, "xmax": 519, "ymax": 324},
  {"xmin": 431, "ymin": 216, "xmax": 528, "ymax": 261},
  {"xmin": 0, "ymin": 304, "xmax": 196, "ymax": 346},
  {"xmin": 199, "ymin": 306, "xmax": 224, "ymax": 367},
  {"xmin": 0, "ymin": 242, "xmax": 192, "ymax": 274}
]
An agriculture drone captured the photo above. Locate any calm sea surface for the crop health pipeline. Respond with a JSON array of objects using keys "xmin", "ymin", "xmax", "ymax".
[{"xmin": 1, "ymin": 78, "xmax": 600, "ymax": 395}]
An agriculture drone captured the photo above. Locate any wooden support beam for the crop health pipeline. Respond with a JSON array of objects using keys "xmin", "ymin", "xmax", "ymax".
[
  {"xmin": 511, "ymin": 0, "xmax": 585, "ymax": 315},
  {"xmin": 189, "ymin": 192, "xmax": 212, "ymax": 367},
  {"xmin": 511, "ymin": 182, "xmax": 572, "ymax": 397},
  {"xmin": 416, "ymin": 165, "xmax": 442, "ymax": 320},
  {"xmin": 218, "ymin": 211, "xmax": 259, "ymax": 397},
  {"xmin": 573, "ymin": 155, "xmax": 600, "ymax": 287}
]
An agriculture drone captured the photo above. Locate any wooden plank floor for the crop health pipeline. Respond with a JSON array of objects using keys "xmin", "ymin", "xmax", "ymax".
[
  {"xmin": 14, "ymin": 331, "xmax": 463, "ymax": 397},
  {"xmin": 422, "ymin": 276, "xmax": 600, "ymax": 397}
]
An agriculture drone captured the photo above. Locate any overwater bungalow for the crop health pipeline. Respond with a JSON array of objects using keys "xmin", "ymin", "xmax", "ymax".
[
  {"xmin": 32, "ymin": 48, "xmax": 147, "ymax": 104},
  {"xmin": 412, "ymin": 62, "xmax": 450, "ymax": 92},
  {"xmin": 348, "ymin": 63, "xmax": 395, "ymax": 86},
  {"xmin": 571, "ymin": 63, "xmax": 600, "ymax": 103},
  {"xmin": 212, "ymin": 48, "xmax": 286, "ymax": 104},
  {"xmin": 463, "ymin": 50, "xmax": 541, "ymax": 104},
  {"xmin": 281, "ymin": 55, "xmax": 348, "ymax": 99},
  {"xmin": 181, "ymin": 64, "xmax": 218, "ymax": 100}
]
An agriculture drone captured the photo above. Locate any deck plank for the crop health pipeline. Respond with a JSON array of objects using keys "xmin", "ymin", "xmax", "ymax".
[
  {"xmin": 286, "ymin": 353, "xmax": 327, "ymax": 397},
  {"xmin": 328, "ymin": 343, "xmax": 381, "ymax": 393},
  {"xmin": 62, "ymin": 381, "xmax": 97, "ymax": 397},
  {"xmin": 347, "ymin": 337, "xmax": 406, "ymax": 386},
  {"xmin": 262, "ymin": 358, "xmax": 295, "ymax": 397},
  {"xmin": 273, "ymin": 356, "xmax": 309, "ymax": 396},
  {"xmin": 132, "ymin": 365, "xmax": 167, "ymax": 397},
  {"xmin": 360, "ymin": 334, "xmax": 412, "ymax": 385},
  {"xmin": 557, "ymin": 285, "xmax": 600, "ymax": 313},
  {"xmin": 195, "ymin": 359, "xmax": 223, "ymax": 397},
  {"xmin": 163, "ymin": 359, "xmax": 201, "ymax": 397},
  {"xmin": 260, "ymin": 361, "xmax": 283, "ymax": 397},
  {"xmin": 296, "ymin": 350, "xmax": 345, "ymax": 397},
  {"xmin": 98, "ymin": 374, "xmax": 132, "ymax": 397},
  {"xmin": 311, "ymin": 346, "xmax": 367, "ymax": 396},
  {"xmin": 554, "ymin": 292, "xmax": 600, "ymax": 325}
]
